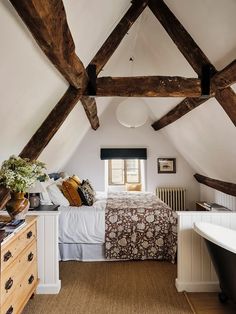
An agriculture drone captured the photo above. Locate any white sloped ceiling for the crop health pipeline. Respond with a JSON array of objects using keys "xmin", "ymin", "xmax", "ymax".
[{"xmin": 0, "ymin": 0, "xmax": 235, "ymax": 181}]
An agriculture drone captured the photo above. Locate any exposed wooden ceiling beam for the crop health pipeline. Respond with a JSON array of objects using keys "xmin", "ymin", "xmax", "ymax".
[
  {"xmin": 152, "ymin": 59, "xmax": 236, "ymax": 130},
  {"xmin": 20, "ymin": 86, "xmax": 82, "ymax": 160},
  {"xmin": 90, "ymin": 0, "xmax": 149, "ymax": 75},
  {"xmin": 93, "ymin": 76, "xmax": 201, "ymax": 97},
  {"xmin": 215, "ymin": 87, "xmax": 236, "ymax": 126},
  {"xmin": 81, "ymin": 0, "xmax": 149, "ymax": 119},
  {"xmin": 9, "ymin": 0, "xmax": 88, "ymax": 90},
  {"xmin": 194, "ymin": 174, "xmax": 236, "ymax": 197},
  {"xmin": 148, "ymin": 0, "xmax": 216, "ymax": 76},
  {"xmin": 212, "ymin": 59, "xmax": 236, "ymax": 90},
  {"xmin": 10, "ymin": 0, "xmax": 99, "ymax": 154},
  {"xmin": 149, "ymin": 0, "xmax": 236, "ymax": 129},
  {"xmin": 152, "ymin": 97, "xmax": 208, "ymax": 130},
  {"xmin": 80, "ymin": 97, "xmax": 99, "ymax": 130}
]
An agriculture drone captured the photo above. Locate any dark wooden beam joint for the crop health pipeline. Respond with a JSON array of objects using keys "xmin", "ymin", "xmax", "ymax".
[
  {"xmin": 201, "ymin": 64, "xmax": 211, "ymax": 97},
  {"xmin": 86, "ymin": 64, "xmax": 97, "ymax": 96},
  {"xmin": 149, "ymin": 0, "xmax": 236, "ymax": 129},
  {"xmin": 194, "ymin": 173, "xmax": 236, "ymax": 197}
]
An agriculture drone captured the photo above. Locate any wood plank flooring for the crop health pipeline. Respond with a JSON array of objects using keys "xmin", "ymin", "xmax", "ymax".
[{"xmin": 185, "ymin": 292, "xmax": 236, "ymax": 314}]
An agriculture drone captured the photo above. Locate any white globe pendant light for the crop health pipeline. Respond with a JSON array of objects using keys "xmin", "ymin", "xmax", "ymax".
[{"xmin": 116, "ymin": 98, "xmax": 148, "ymax": 128}]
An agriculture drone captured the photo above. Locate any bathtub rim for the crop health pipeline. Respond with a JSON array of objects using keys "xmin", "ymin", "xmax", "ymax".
[{"xmin": 193, "ymin": 222, "xmax": 236, "ymax": 254}]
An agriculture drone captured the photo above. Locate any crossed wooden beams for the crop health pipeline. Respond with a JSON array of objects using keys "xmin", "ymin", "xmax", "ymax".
[
  {"xmin": 10, "ymin": 0, "xmax": 236, "ymax": 161},
  {"xmin": 9, "ymin": 0, "xmax": 150, "ymax": 159},
  {"xmin": 7, "ymin": 0, "xmax": 235, "ymax": 197},
  {"xmin": 150, "ymin": 0, "xmax": 236, "ymax": 130}
]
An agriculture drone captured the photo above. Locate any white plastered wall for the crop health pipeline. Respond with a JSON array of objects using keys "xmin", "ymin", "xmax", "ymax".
[{"xmin": 64, "ymin": 98, "xmax": 200, "ymax": 209}]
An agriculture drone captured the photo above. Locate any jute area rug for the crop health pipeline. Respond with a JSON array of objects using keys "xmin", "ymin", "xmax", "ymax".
[
  {"xmin": 184, "ymin": 292, "xmax": 236, "ymax": 314},
  {"xmin": 23, "ymin": 261, "xmax": 192, "ymax": 314}
]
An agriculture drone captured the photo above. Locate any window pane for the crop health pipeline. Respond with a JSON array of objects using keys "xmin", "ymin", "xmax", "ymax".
[
  {"xmin": 126, "ymin": 170, "xmax": 139, "ymax": 183},
  {"xmin": 111, "ymin": 169, "xmax": 124, "ymax": 184},
  {"xmin": 126, "ymin": 159, "xmax": 139, "ymax": 169},
  {"xmin": 109, "ymin": 159, "xmax": 140, "ymax": 185},
  {"xmin": 111, "ymin": 160, "xmax": 124, "ymax": 169},
  {"xmin": 126, "ymin": 160, "xmax": 139, "ymax": 183}
]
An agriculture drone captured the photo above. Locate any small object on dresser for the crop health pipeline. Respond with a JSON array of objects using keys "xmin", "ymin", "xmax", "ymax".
[{"xmin": 29, "ymin": 193, "xmax": 40, "ymax": 208}]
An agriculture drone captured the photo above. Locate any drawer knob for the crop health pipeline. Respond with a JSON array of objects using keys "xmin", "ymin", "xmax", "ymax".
[
  {"xmin": 4, "ymin": 250, "xmax": 12, "ymax": 262},
  {"xmin": 27, "ymin": 231, "xmax": 33, "ymax": 239},
  {"xmin": 28, "ymin": 274, "xmax": 35, "ymax": 285},
  {"xmin": 6, "ymin": 305, "xmax": 13, "ymax": 314},
  {"xmin": 28, "ymin": 252, "xmax": 34, "ymax": 262},
  {"xmin": 5, "ymin": 277, "xmax": 13, "ymax": 291}
]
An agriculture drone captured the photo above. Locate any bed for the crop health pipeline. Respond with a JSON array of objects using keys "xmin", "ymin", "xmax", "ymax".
[{"xmin": 58, "ymin": 191, "xmax": 177, "ymax": 263}]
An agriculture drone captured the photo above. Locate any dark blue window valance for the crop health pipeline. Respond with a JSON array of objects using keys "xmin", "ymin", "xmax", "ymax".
[{"xmin": 100, "ymin": 148, "xmax": 147, "ymax": 160}]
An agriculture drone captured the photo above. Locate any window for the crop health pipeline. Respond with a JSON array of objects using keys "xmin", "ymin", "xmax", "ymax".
[{"xmin": 108, "ymin": 159, "xmax": 141, "ymax": 185}]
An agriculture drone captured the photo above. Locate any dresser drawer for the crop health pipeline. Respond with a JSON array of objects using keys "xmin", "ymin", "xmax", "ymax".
[
  {"xmin": 1, "ymin": 240, "xmax": 37, "ymax": 305},
  {"xmin": 1, "ymin": 222, "xmax": 36, "ymax": 272},
  {"xmin": 1, "ymin": 263, "xmax": 38, "ymax": 314}
]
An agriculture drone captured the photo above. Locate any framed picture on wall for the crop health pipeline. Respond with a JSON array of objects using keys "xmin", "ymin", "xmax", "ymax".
[{"xmin": 157, "ymin": 158, "xmax": 176, "ymax": 174}]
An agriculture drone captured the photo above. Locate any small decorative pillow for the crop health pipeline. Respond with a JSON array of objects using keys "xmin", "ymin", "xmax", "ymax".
[
  {"xmin": 61, "ymin": 180, "xmax": 82, "ymax": 206},
  {"xmin": 77, "ymin": 180, "xmax": 95, "ymax": 206},
  {"xmin": 48, "ymin": 173, "xmax": 61, "ymax": 181},
  {"xmin": 126, "ymin": 183, "xmax": 142, "ymax": 192},
  {"xmin": 82, "ymin": 180, "xmax": 95, "ymax": 196},
  {"xmin": 71, "ymin": 175, "xmax": 81, "ymax": 186},
  {"xmin": 47, "ymin": 183, "xmax": 70, "ymax": 206}
]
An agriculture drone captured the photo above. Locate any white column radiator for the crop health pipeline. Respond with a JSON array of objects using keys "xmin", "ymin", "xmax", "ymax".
[{"xmin": 156, "ymin": 187, "xmax": 186, "ymax": 211}]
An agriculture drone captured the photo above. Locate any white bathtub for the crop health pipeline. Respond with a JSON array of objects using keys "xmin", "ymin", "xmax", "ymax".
[{"xmin": 194, "ymin": 222, "xmax": 236, "ymax": 254}]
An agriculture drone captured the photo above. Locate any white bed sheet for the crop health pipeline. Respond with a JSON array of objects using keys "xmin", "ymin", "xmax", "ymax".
[{"xmin": 58, "ymin": 192, "xmax": 107, "ymax": 244}]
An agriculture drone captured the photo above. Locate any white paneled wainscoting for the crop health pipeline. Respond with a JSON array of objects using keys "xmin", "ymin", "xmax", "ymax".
[
  {"xmin": 27, "ymin": 210, "xmax": 61, "ymax": 294},
  {"xmin": 200, "ymin": 185, "xmax": 236, "ymax": 211},
  {"xmin": 176, "ymin": 211, "xmax": 236, "ymax": 292},
  {"xmin": 215, "ymin": 191, "xmax": 236, "ymax": 211}
]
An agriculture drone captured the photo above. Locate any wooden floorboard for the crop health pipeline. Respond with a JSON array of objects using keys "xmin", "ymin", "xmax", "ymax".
[{"xmin": 185, "ymin": 292, "xmax": 236, "ymax": 314}]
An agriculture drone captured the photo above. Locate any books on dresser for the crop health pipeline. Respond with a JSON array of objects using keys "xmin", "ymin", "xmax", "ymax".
[
  {"xmin": 203, "ymin": 202, "xmax": 229, "ymax": 210},
  {"xmin": 197, "ymin": 201, "xmax": 230, "ymax": 211},
  {"xmin": 0, "ymin": 219, "xmax": 26, "ymax": 243}
]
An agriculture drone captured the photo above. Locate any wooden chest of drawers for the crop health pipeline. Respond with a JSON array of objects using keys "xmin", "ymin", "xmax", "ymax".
[{"xmin": 0, "ymin": 216, "xmax": 38, "ymax": 314}]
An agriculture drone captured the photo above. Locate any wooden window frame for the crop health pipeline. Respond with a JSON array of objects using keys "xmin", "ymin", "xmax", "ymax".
[{"xmin": 108, "ymin": 159, "xmax": 141, "ymax": 186}]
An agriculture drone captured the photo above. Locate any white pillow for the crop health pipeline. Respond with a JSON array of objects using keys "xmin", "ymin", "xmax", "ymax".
[{"xmin": 47, "ymin": 183, "xmax": 69, "ymax": 206}]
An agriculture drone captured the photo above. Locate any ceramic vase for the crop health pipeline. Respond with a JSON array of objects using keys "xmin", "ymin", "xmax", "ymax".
[{"xmin": 6, "ymin": 192, "xmax": 30, "ymax": 219}]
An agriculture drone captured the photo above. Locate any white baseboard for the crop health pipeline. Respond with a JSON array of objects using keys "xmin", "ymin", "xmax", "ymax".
[
  {"xmin": 175, "ymin": 279, "xmax": 220, "ymax": 292},
  {"xmin": 36, "ymin": 281, "xmax": 61, "ymax": 294}
]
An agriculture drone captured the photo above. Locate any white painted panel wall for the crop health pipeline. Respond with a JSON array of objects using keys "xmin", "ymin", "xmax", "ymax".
[
  {"xmin": 215, "ymin": 191, "xmax": 236, "ymax": 211},
  {"xmin": 200, "ymin": 185, "xmax": 236, "ymax": 211},
  {"xmin": 27, "ymin": 211, "xmax": 61, "ymax": 294},
  {"xmin": 176, "ymin": 212, "xmax": 236, "ymax": 292}
]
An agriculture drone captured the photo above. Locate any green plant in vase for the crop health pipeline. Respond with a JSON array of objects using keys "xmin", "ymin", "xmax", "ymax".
[{"xmin": 0, "ymin": 155, "xmax": 46, "ymax": 219}]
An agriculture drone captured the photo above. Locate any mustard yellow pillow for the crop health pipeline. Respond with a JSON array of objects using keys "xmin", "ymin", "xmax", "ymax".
[
  {"xmin": 71, "ymin": 175, "xmax": 81, "ymax": 186},
  {"xmin": 126, "ymin": 183, "xmax": 142, "ymax": 192},
  {"xmin": 61, "ymin": 180, "xmax": 82, "ymax": 206}
]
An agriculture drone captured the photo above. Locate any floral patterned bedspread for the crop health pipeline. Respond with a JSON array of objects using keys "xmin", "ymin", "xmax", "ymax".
[{"xmin": 105, "ymin": 192, "xmax": 177, "ymax": 263}]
